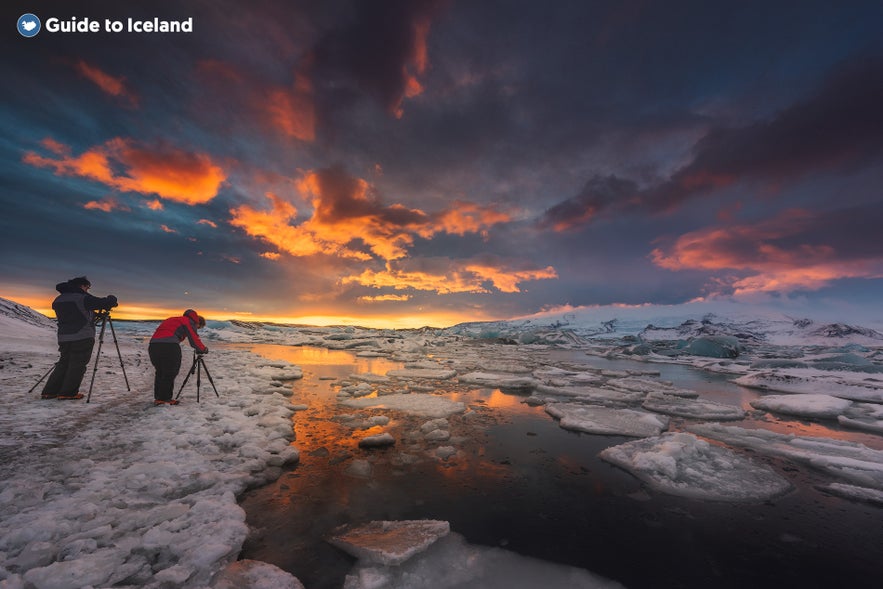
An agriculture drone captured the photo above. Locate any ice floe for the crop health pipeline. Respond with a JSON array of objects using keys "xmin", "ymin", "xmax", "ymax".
[
  {"xmin": 457, "ymin": 372, "xmax": 539, "ymax": 390},
  {"xmin": 642, "ymin": 392, "xmax": 746, "ymax": 420},
  {"xmin": 339, "ymin": 529, "xmax": 625, "ymax": 589},
  {"xmin": 688, "ymin": 423, "xmax": 883, "ymax": 491},
  {"xmin": 545, "ymin": 403, "xmax": 669, "ymax": 437},
  {"xmin": 749, "ymin": 393, "xmax": 852, "ymax": 419},
  {"xmin": 329, "ymin": 520, "xmax": 451, "ymax": 566},
  {"xmin": 599, "ymin": 432, "xmax": 792, "ymax": 501}
]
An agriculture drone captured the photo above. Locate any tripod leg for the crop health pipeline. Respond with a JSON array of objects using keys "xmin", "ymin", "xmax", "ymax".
[
  {"xmin": 200, "ymin": 359, "xmax": 221, "ymax": 398},
  {"xmin": 175, "ymin": 355, "xmax": 198, "ymax": 400},
  {"xmin": 107, "ymin": 317, "xmax": 130, "ymax": 391},
  {"xmin": 28, "ymin": 363, "xmax": 57, "ymax": 395},
  {"xmin": 196, "ymin": 358, "xmax": 202, "ymax": 403},
  {"xmin": 87, "ymin": 317, "xmax": 108, "ymax": 403}
]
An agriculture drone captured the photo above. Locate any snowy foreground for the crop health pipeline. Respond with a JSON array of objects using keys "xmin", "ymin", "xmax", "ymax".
[{"xmin": 2, "ymin": 297, "xmax": 883, "ymax": 588}]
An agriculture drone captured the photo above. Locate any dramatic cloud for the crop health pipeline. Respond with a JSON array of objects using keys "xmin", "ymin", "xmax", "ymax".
[
  {"xmin": 539, "ymin": 176, "xmax": 638, "ymax": 232},
  {"xmin": 4, "ymin": 1, "xmax": 881, "ymax": 323},
  {"xmin": 196, "ymin": 57, "xmax": 317, "ymax": 142},
  {"xmin": 230, "ymin": 167, "xmax": 512, "ymax": 263},
  {"xmin": 23, "ymin": 138, "xmax": 227, "ymax": 205},
  {"xmin": 651, "ymin": 206, "xmax": 883, "ymax": 295},
  {"xmin": 312, "ymin": 0, "xmax": 446, "ymax": 119},
  {"xmin": 541, "ymin": 57, "xmax": 883, "ymax": 228},
  {"xmin": 342, "ymin": 258, "xmax": 558, "ymax": 295},
  {"xmin": 73, "ymin": 59, "xmax": 139, "ymax": 107}
]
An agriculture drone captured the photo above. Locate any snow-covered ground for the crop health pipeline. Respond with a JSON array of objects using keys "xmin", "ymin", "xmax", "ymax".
[{"xmin": 2, "ymin": 296, "xmax": 883, "ymax": 588}]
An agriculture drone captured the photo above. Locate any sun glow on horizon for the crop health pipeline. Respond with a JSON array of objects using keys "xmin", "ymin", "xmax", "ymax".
[{"xmin": 5, "ymin": 293, "xmax": 487, "ymax": 330}]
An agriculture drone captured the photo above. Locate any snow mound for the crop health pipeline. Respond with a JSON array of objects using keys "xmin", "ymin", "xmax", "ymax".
[{"xmin": 0, "ymin": 297, "xmax": 54, "ymax": 330}]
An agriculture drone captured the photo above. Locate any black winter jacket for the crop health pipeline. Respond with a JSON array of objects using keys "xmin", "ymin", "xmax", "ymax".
[{"xmin": 52, "ymin": 280, "xmax": 118, "ymax": 343}]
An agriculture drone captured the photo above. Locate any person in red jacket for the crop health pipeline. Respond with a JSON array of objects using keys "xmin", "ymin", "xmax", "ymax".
[{"xmin": 148, "ymin": 309, "xmax": 208, "ymax": 405}]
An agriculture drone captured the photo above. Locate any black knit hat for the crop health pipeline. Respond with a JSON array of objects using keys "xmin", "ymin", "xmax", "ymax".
[{"xmin": 69, "ymin": 276, "xmax": 91, "ymax": 288}]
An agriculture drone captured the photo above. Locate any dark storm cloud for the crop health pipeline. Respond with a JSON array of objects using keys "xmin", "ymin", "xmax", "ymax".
[
  {"xmin": 311, "ymin": 0, "xmax": 448, "ymax": 119},
  {"xmin": 537, "ymin": 176, "xmax": 639, "ymax": 232},
  {"xmin": 540, "ymin": 55, "xmax": 883, "ymax": 228}
]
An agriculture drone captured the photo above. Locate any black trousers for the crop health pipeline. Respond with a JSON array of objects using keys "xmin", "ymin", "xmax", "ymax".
[
  {"xmin": 43, "ymin": 338, "xmax": 95, "ymax": 396},
  {"xmin": 148, "ymin": 342, "xmax": 182, "ymax": 401}
]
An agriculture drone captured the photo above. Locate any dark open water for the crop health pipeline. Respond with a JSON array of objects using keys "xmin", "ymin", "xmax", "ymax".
[{"xmin": 238, "ymin": 345, "xmax": 883, "ymax": 589}]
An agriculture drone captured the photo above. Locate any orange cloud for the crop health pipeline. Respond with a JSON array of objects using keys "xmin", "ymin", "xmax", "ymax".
[
  {"xmin": 342, "ymin": 259, "xmax": 557, "ymax": 295},
  {"xmin": 83, "ymin": 198, "xmax": 129, "ymax": 213},
  {"xmin": 428, "ymin": 201, "xmax": 513, "ymax": 237},
  {"xmin": 651, "ymin": 209, "xmax": 883, "ymax": 295},
  {"xmin": 358, "ymin": 294, "xmax": 412, "ymax": 302},
  {"xmin": 392, "ymin": 7, "xmax": 438, "ymax": 118},
  {"xmin": 266, "ymin": 86, "xmax": 316, "ymax": 141},
  {"xmin": 232, "ymin": 168, "xmax": 512, "ymax": 264},
  {"xmin": 265, "ymin": 57, "xmax": 316, "ymax": 141},
  {"xmin": 23, "ymin": 138, "xmax": 226, "ymax": 204},
  {"xmin": 462, "ymin": 263, "xmax": 558, "ymax": 293},
  {"xmin": 229, "ymin": 192, "xmax": 369, "ymax": 260},
  {"xmin": 197, "ymin": 57, "xmax": 316, "ymax": 142},
  {"xmin": 74, "ymin": 60, "xmax": 139, "ymax": 107}
]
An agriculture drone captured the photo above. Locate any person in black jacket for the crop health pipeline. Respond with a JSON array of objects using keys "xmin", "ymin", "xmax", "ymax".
[{"xmin": 41, "ymin": 276, "xmax": 118, "ymax": 400}]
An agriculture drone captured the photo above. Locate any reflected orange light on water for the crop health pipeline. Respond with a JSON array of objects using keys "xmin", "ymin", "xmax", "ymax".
[
  {"xmin": 240, "ymin": 344, "xmax": 533, "ymax": 490},
  {"xmin": 747, "ymin": 417, "xmax": 883, "ymax": 450},
  {"xmin": 247, "ymin": 344, "xmax": 403, "ymax": 375},
  {"xmin": 448, "ymin": 388, "xmax": 537, "ymax": 414}
]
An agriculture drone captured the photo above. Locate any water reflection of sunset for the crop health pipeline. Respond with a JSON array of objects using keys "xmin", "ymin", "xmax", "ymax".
[
  {"xmin": 448, "ymin": 388, "xmax": 538, "ymax": 414},
  {"xmin": 246, "ymin": 343, "xmax": 403, "ymax": 375},
  {"xmin": 239, "ymin": 344, "xmax": 543, "ymax": 495}
]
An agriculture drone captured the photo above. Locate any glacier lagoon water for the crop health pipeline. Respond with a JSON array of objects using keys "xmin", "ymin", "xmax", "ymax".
[{"xmin": 237, "ymin": 344, "xmax": 883, "ymax": 589}]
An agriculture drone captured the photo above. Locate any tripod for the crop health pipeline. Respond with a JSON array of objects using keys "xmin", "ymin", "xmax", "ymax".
[
  {"xmin": 28, "ymin": 310, "xmax": 130, "ymax": 401},
  {"xmin": 86, "ymin": 311, "xmax": 130, "ymax": 403},
  {"xmin": 175, "ymin": 352, "xmax": 219, "ymax": 402}
]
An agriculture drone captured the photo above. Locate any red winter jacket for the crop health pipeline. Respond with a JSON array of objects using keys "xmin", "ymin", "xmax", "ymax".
[{"xmin": 150, "ymin": 310, "xmax": 208, "ymax": 352}]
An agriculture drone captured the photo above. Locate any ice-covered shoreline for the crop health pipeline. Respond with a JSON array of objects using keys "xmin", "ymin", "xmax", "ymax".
[{"xmin": 0, "ymin": 301, "xmax": 307, "ymax": 588}]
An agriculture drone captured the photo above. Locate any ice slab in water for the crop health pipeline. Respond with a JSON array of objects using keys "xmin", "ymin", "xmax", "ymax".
[{"xmin": 600, "ymin": 432, "xmax": 792, "ymax": 501}]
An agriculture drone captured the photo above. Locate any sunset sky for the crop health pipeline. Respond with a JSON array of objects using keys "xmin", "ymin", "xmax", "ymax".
[{"xmin": 3, "ymin": 0, "xmax": 882, "ymax": 327}]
